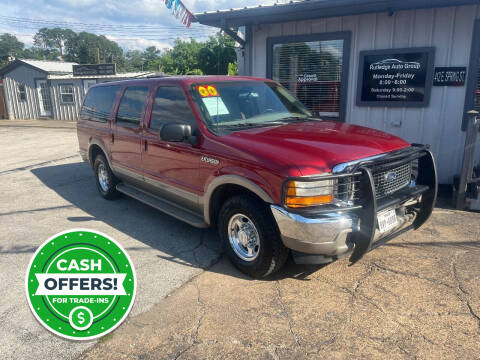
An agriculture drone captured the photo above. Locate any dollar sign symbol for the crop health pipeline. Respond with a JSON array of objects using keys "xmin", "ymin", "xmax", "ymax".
[{"xmin": 77, "ymin": 311, "xmax": 85, "ymax": 324}]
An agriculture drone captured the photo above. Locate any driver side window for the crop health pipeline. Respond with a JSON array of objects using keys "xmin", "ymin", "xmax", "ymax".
[{"xmin": 149, "ymin": 86, "xmax": 196, "ymax": 130}]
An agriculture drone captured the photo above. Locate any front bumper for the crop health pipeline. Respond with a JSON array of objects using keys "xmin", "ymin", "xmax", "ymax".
[
  {"xmin": 270, "ymin": 146, "xmax": 438, "ymax": 264},
  {"xmin": 270, "ymin": 206, "xmax": 358, "ymax": 256}
]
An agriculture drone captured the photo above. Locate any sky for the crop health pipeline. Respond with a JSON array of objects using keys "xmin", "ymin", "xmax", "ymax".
[{"xmin": 0, "ymin": 0, "xmax": 273, "ymax": 51}]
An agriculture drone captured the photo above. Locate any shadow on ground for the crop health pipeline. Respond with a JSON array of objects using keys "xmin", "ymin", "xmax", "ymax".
[{"xmin": 31, "ymin": 161, "xmax": 327, "ymax": 280}]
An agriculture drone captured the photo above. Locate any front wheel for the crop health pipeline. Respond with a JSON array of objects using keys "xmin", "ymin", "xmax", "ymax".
[{"xmin": 218, "ymin": 195, "xmax": 289, "ymax": 278}]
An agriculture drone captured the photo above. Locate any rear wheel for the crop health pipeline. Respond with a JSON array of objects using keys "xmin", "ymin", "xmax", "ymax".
[
  {"xmin": 218, "ymin": 195, "xmax": 289, "ymax": 278},
  {"xmin": 94, "ymin": 154, "xmax": 120, "ymax": 200}
]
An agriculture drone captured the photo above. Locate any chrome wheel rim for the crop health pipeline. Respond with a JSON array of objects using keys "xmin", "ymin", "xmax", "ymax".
[
  {"xmin": 98, "ymin": 163, "xmax": 110, "ymax": 192},
  {"xmin": 228, "ymin": 214, "xmax": 260, "ymax": 262}
]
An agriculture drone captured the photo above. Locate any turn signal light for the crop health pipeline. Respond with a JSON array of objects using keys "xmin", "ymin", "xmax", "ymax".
[{"xmin": 284, "ymin": 180, "xmax": 335, "ymax": 208}]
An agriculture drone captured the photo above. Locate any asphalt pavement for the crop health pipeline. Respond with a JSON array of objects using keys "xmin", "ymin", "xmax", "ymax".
[
  {"xmin": 1, "ymin": 120, "xmax": 479, "ymax": 360},
  {"xmin": 80, "ymin": 207, "xmax": 480, "ymax": 360},
  {"xmin": 0, "ymin": 120, "xmax": 221, "ymax": 360}
]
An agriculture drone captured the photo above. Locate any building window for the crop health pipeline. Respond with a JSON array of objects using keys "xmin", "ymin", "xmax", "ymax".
[
  {"xmin": 269, "ymin": 33, "xmax": 350, "ymax": 121},
  {"xmin": 18, "ymin": 84, "xmax": 26, "ymax": 101},
  {"xmin": 60, "ymin": 84, "xmax": 74, "ymax": 103},
  {"xmin": 83, "ymin": 79, "xmax": 97, "ymax": 95}
]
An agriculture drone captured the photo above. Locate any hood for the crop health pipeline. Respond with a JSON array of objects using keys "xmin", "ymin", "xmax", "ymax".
[{"xmin": 222, "ymin": 120, "xmax": 411, "ymax": 176}]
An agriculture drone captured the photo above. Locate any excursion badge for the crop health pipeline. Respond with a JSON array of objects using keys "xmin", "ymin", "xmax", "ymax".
[{"xmin": 25, "ymin": 229, "xmax": 136, "ymax": 340}]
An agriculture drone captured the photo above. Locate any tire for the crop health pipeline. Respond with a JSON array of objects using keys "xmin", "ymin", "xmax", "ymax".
[
  {"xmin": 93, "ymin": 154, "xmax": 121, "ymax": 200},
  {"xmin": 218, "ymin": 195, "xmax": 289, "ymax": 278}
]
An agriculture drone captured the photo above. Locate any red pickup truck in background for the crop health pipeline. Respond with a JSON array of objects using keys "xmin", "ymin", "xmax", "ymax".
[{"xmin": 77, "ymin": 76, "xmax": 437, "ymax": 277}]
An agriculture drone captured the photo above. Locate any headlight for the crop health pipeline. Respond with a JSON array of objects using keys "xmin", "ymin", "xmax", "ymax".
[{"xmin": 285, "ymin": 179, "xmax": 336, "ymax": 208}]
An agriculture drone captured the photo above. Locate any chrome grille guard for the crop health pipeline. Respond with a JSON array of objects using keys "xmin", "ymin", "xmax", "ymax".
[{"xmin": 281, "ymin": 144, "xmax": 438, "ymax": 263}]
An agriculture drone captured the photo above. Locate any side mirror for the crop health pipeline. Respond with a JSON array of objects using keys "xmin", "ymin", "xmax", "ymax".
[{"xmin": 160, "ymin": 123, "xmax": 192, "ymax": 142}]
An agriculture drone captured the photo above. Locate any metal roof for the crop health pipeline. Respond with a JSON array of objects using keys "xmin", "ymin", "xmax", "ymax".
[
  {"xmin": 20, "ymin": 59, "xmax": 78, "ymax": 74},
  {"xmin": 47, "ymin": 71, "xmax": 154, "ymax": 80},
  {"xmin": 195, "ymin": 0, "xmax": 479, "ymax": 27},
  {"xmin": 0, "ymin": 58, "xmax": 78, "ymax": 76}
]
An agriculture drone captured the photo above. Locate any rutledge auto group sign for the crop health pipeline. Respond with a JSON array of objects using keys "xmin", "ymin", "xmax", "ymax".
[{"xmin": 357, "ymin": 47, "xmax": 435, "ymax": 107}]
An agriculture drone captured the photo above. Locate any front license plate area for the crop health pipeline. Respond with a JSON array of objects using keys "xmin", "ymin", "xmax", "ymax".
[{"xmin": 377, "ymin": 208, "xmax": 398, "ymax": 234}]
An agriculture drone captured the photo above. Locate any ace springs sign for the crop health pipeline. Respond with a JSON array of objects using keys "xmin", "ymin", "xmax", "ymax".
[{"xmin": 357, "ymin": 48, "xmax": 435, "ymax": 107}]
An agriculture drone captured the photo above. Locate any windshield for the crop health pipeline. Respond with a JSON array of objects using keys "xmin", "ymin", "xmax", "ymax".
[{"xmin": 192, "ymin": 81, "xmax": 313, "ymax": 133}]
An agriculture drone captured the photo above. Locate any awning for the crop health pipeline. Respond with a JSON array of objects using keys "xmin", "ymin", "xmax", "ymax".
[{"xmin": 194, "ymin": 0, "xmax": 478, "ymax": 28}]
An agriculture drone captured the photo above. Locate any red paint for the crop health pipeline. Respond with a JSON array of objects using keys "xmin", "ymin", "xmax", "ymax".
[{"xmin": 77, "ymin": 76, "xmax": 411, "ymax": 205}]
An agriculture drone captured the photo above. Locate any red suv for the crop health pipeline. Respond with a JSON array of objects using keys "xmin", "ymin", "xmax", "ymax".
[{"xmin": 77, "ymin": 76, "xmax": 437, "ymax": 277}]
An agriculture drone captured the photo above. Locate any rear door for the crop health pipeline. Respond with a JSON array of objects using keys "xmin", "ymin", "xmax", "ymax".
[
  {"xmin": 141, "ymin": 84, "xmax": 201, "ymax": 211},
  {"xmin": 110, "ymin": 86, "xmax": 149, "ymax": 177}
]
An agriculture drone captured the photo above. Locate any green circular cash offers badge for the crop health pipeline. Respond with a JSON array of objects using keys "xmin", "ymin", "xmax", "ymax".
[{"xmin": 25, "ymin": 229, "xmax": 136, "ymax": 340}]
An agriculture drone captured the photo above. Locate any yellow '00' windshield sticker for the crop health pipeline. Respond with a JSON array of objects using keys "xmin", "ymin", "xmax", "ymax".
[{"xmin": 198, "ymin": 85, "xmax": 218, "ymax": 97}]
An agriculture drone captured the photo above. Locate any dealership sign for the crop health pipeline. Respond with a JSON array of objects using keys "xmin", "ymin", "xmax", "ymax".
[
  {"xmin": 357, "ymin": 48, "xmax": 435, "ymax": 107},
  {"xmin": 73, "ymin": 64, "xmax": 116, "ymax": 77}
]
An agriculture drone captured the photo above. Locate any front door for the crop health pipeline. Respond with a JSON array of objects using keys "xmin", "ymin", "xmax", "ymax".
[
  {"xmin": 141, "ymin": 85, "xmax": 201, "ymax": 211},
  {"xmin": 110, "ymin": 85, "xmax": 149, "ymax": 179},
  {"xmin": 36, "ymin": 80, "xmax": 52, "ymax": 117}
]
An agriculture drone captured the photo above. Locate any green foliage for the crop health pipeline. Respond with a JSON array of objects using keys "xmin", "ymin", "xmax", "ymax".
[
  {"xmin": 34, "ymin": 27, "xmax": 75, "ymax": 60},
  {"xmin": 122, "ymin": 50, "xmax": 143, "ymax": 71},
  {"xmin": 0, "ymin": 33, "xmax": 24, "ymax": 67},
  {"xmin": 143, "ymin": 46, "xmax": 161, "ymax": 71},
  {"xmin": 65, "ymin": 32, "xmax": 123, "ymax": 64},
  {"xmin": 22, "ymin": 47, "xmax": 60, "ymax": 61},
  {"xmin": 159, "ymin": 38, "xmax": 203, "ymax": 75},
  {"xmin": 197, "ymin": 33, "xmax": 237, "ymax": 75},
  {"xmin": 0, "ymin": 30, "xmax": 238, "ymax": 76},
  {"xmin": 228, "ymin": 62, "xmax": 238, "ymax": 76}
]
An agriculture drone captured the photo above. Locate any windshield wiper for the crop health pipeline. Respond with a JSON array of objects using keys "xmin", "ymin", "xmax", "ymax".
[
  {"xmin": 280, "ymin": 116, "xmax": 315, "ymax": 122},
  {"xmin": 220, "ymin": 121, "xmax": 288, "ymax": 129}
]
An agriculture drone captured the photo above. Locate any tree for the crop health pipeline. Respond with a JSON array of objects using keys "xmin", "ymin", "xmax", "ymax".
[
  {"xmin": 143, "ymin": 46, "xmax": 161, "ymax": 71},
  {"xmin": 0, "ymin": 33, "xmax": 24, "ymax": 66},
  {"xmin": 159, "ymin": 38, "xmax": 203, "ymax": 75},
  {"xmin": 0, "ymin": 28, "xmax": 239, "ymax": 76},
  {"xmin": 157, "ymin": 33, "xmax": 237, "ymax": 75},
  {"xmin": 22, "ymin": 47, "xmax": 60, "ymax": 61},
  {"xmin": 64, "ymin": 31, "xmax": 123, "ymax": 64},
  {"xmin": 228, "ymin": 62, "xmax": 238, "ymax": 76},
  {"xmin": 34, "ymin": 27, "xmax": 75, "ymax": 60},
  {"xmin": 124, "ymin": 50, "xmax": 144, "ymax": 71},
  {"xmin": 197, "ymin": 32, "xmax": 237, "ymax": 75}
]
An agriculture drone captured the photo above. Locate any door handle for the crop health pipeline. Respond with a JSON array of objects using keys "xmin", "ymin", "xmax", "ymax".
[
  {"xmin": 144, "ymin": 140, "xmax": 148, "ymax": 151},
  {"xmin": 111, "ymin": 133, "xmax": 114, "ymax": 143}
]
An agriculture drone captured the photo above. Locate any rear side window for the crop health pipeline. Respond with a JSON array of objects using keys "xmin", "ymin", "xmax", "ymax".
[
  {"xmin": 116, "ymin": 86, "xmax": 149, "ymax": 127},
  {"xmin": 149, "ymin": 86, "xmax": 196, "ymax": 130},
  {"xmin": 80, "ymin": 85, "xmax": 120, "ymax": 122}
]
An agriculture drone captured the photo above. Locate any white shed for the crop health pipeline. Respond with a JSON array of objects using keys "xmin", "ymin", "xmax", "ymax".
[{"xmin": 0, "ymin": 59, "xmax": 153, "ymax": 122}]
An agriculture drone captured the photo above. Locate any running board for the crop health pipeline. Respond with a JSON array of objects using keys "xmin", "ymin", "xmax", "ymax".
[{"xmin": 116, "ymin": 183, "xmax": 208, "ymax": 228}]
